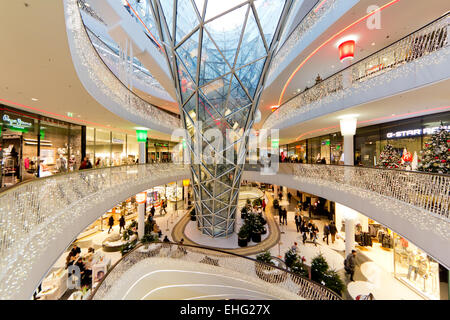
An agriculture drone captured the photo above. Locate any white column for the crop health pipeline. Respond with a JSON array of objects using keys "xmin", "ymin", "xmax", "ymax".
[
  {"xmin": 139, "ymin": 142, "xmax": 146, "ymax": 164},
  {"xmin": 136, "ymin": 192, "xmax": 147, "ymax": 240},
  {"xmin": 343, "ymin": 135, "xmax": 354, "ymax": 166},
  {"xmin": 345, "ymin": 218, "xmax": 355, "ymax": 257},
  {"xmin": 138, "ymin": 202, "xmax": 145, "ymax": 240},
  {"xmin": 282, "ymin": 186, "xmax": 288, "ymax": 199},
  {"xmin": 339, "ymin": 116, "xmax": 357, "ymax": 166},
  {"xmin": 336, "ymin": 203, "xmax": 357, "ymax": 257}
]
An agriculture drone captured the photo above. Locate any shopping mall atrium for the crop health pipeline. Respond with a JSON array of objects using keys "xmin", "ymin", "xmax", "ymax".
[{"xmin": 0, "ymin": 0, "xmax": 449, "ymax": 302}]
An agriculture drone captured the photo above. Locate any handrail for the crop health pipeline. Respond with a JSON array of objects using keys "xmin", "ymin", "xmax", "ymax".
[
  {"xmin": 247, "ymin": 163, "xmax": 450, "ymax": 221},
  {"xmin": 65, "ymin": 0, "xmax": 181, "ymax": 132},
  {"xmin": 89, "ymin": 242, "xmax": 342, "ymax": 300},
  {"xmin": 0, "ymin": 162, "xmax": 189, "ymax": 299},
  {"xmin": 265, "ymin": 12, "xmax": 450, "ymax": 129},
  {"xmin": 269, "ymin": 0, "xmax": 337, "ymax": 78},
  {"xmin": 79, "ymin": 13, "xmax": 179, "ymax": 119}
]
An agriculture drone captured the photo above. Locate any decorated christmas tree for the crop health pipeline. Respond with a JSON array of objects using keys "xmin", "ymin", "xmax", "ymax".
[
  {"xmin": 377, "ymin": 144, "xmax": 403, "ymax": 169},
  {"xmin": 418, "ymin": 124, "xmax": 449, "ymax": 174}
]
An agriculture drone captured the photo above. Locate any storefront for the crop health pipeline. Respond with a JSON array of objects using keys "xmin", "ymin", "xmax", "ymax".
[
  {"xmin": 355, "ymin": 112, "xmax": 450, "ymax": 167},
  {"xmin": 334, "ymin": 204, "xmax": 445, "ymax": 300},
  {"xmin": 147, "ymin": 139, "xmax": 179, "ymax": 163},
  {"xmin": 282, "ymin": 132, "xmax": 343, "ymax": 164},
  {"xmin": 1, "ymin": 105, "xmax": 83, "ymax": 187},
  {"xmin": 86, "ymin": 127, "xmax": 140, "ymax": 167},
  {"xmin": 281, "ymin": 111, "xmax": 449, "ymax": 167}
]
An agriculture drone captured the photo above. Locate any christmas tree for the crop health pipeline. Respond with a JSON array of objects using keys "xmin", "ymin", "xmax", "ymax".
[
  {"xmin": 377, "ymin": 144, "xmax": 403, "ymax": 169},
  {"xmin": 418, "ymin": 124, "xmax": 450, "ymax": 174}
]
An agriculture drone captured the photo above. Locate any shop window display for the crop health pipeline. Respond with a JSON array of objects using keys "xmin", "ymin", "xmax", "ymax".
[
  {"xmin": 1, "ymin": 107, "xmax": 83, "ymax": 187},
  {"xmin": 394, "ymin": 233, "xmax": 440, "ymax": 300}
]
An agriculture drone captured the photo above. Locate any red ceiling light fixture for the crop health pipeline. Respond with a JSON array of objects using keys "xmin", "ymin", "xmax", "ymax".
[
  {"xmin": 271, "ymin": 105, "xmax": 279, "ymax": 112},
  {"xmin": 338, "ymin": 40, "xmax": 356, "ymax": 62}
]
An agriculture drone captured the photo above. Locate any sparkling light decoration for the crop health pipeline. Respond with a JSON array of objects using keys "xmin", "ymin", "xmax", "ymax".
[
  {"xmin": 92, "ymin": 243, "xmax": 341, "ymax": 300},
  {"xmin": 67, "ymin": 0, "xmax": 181, "ymax": 132},
  {"xmin": 264, "ymin": 13, "xmax": 450, "ymax": 130},
  {"xmin": 268, "ymin": 0, "xmax": 337, "ymax": 78}
]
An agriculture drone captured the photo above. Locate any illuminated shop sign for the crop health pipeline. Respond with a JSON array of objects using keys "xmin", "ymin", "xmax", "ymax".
[
  {"xmin": 3, "ymin": 114, "xmax": 33, "ymax": 129},
  {"xmin": 386, "ymin": 126, "xmax": 449, "ymax": 139}
]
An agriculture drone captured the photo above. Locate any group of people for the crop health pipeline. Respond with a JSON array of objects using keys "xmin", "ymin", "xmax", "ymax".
[
  {"xmin": 65, "ymin": 245, "xmax": 97, "ymax": 288},
  {"xmin": 278, "ymin": 207, "xmax": 288, "ymax": 225}
]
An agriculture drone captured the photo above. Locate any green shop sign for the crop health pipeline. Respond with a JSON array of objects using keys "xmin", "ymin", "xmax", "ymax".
[
  {"xmin": 3, "ymin": 114, "xmax": 33, "ymax": 130},
  {"xmin": 136, "ymin": 130, "xmax": 148, "ymax": 142}
]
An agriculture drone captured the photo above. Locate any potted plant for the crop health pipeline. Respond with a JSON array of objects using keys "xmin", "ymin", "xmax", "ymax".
[
  {"xmin": 238, "ymin": 226, "xmax": 249, "ymax": 247},
  {"xmin": 120, "ymin": 239, "xmax": 137, "ymax": 256},
  {"xmin": 284, "ymin": 248, "xmax": 298, "ymax": 269},
  {"xmin": 252, "ymin": 198, "xmax": 262, "ymax": 207},
  {"xmin": 240, "ymin": 206, "xmax": 248, "ymax": 220},
  {"xmin": 141, "ymin": 233, "xmax": 157, "ymax": 249},
  {"xmin": 256, "ymin": 251, "xmax": 273, "ymax": 265}
]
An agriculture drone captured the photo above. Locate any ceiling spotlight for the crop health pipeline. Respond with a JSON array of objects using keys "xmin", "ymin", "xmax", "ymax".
[
  {"xmin": 31, "ymin": 98, "xmax": 38, "ymax": 101},
  {"xmin": 371, "ymin": 42, "xmax": 375, "ymax": 46}
]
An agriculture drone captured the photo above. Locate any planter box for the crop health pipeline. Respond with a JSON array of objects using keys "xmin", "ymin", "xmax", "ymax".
[
  {"xmin": 238, "ymin": 237, "xmax": 248, "ymax": 247},
  {"xmin": 251, "ymin": 232, "xmax": 261, "ymax": 243}
]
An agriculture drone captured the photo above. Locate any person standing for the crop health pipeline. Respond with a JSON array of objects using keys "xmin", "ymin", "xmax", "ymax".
[
  {"xmin": 295, "ymin": 213, "xmax": 302, "ymax": 232},
  {"xmin": 345, "ymin": 250, "xmax": 357, "ymax": 281},
  {"xmin": 329, "ymin": 221, "xmax": 337, "ymax": 244},
  {"xmin": 150, "ymin": 205, "xmax": 155, "ymax": 217},
  {"xmin": 108, "ymin": 215, "xmax": 114, "ymax": 234},
  {"xmin": 119, "ymin": 215, "xmax": 125, "ymax": 233},
  {"xmin": 287, "ymin": 192, "xmax": 292, "ymax": 203},
  {"xmin": 282, "ymin": 208, "xmax": 288, "ymax": 225},
  {"xmin": 262, "ymin": 198, "xmax": 266, "ymax": 212},
  {"xmin": 323, "ymin": 223, "xmax": 330, "ymax": 245}
]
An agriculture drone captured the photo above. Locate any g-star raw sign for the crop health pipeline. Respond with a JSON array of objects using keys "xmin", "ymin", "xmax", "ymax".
[
  {"xmin": 3, "ymin": 114, "xmax": 32, "ymax": 129},
  {"xmin": 386, "ymin": 125, "xmax": 449, "ymax": 139}
]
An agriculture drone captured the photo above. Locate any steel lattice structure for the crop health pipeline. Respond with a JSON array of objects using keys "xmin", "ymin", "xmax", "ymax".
[{"xmin": 149, "ymin": 0, "xmax": 292, "ymax": 237}]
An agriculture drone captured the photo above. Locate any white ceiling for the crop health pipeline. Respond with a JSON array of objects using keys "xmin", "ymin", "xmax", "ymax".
[
  {"xmin": 258, "ymin": 0, "xmax": 450, "ymax": 130},
  {"xmin": 0, "ymin": 0, "xmax": 173, "ymax": 140}
]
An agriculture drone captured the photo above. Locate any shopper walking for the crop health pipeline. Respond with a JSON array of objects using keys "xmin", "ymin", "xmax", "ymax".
[
  {"xmin": 150, "ymin": 205, "xmax": 155, "ymax": 217},
  {"xmin": 344, "ymin": 250, "xmax": 357, "ymax": 281},
  {"xmin": 323, "ymin": 223, "xmax": 330, "ymax": 244},
  {"xmin": 295, "ymin": 213, "xmax": 302, "ymax": 232},
  {"xmin": 282, "ymin": 208, "xmax": 288, "ymax": 225},
  {"xmin": 108, "ymin": 215, "xmax": 114, "ymax": 234},
  {"xmin": 119, "ymin": 215, "xmax": 125, "ymax": 233},
  {"xmin": 287, "ymin": 192, "xmax": 292, "ymax": 203},
  {"xmin": 329, "ymin": 221, "xmax": 338, "ymax": 244}
]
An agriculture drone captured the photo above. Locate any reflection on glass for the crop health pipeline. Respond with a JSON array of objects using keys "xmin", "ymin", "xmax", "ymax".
[{"xmin": 394, "ymin": 233, "xmax": 440, "ymax": 300}]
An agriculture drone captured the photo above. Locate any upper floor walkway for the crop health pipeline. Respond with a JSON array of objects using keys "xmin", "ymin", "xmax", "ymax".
[
  {"xmin": 0, "ymin": 162, "xmax": 448, "ymax": 299},
  {"xmin": 263, "ymin": 12, "xmax": 450, "ymax": 133}
]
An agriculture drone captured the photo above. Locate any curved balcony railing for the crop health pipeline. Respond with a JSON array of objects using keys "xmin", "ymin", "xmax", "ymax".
[
  {"xmin": 264, "ymin": 12, "xmax": 450, "ymax": 130},
  {"xmin": 65, "ymin": 0, "xmax": 180, "ymax": 132},
  {"xmin": 1, "ymin": 160, "xmax": 448, "ymax": 298},
  {"xmin": 246, "ymin": 163, "xmax": 450, "ymax": 221},
  {"xmin": 0, "ymin": 163, "xmax": 189, "ymax": 299},
  {"xmin": 90, "ymin": 242, "xmax": 341, "ymax": 300},
  {"xmin": 268, "ymin": 0, "xmax": 338, "ymax": 78},
  {"xmin": 85, "ymin": 26, "xmax": 169, "ymax": 97}
]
